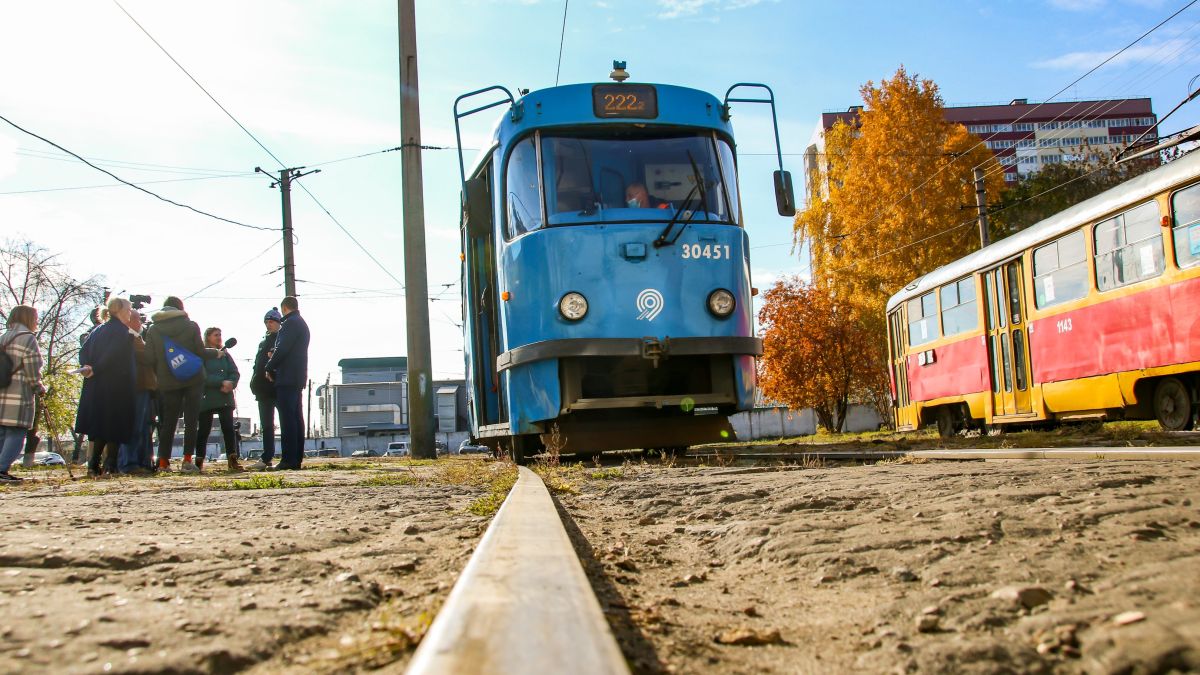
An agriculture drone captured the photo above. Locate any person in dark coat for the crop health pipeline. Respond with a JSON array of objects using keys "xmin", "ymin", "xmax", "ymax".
[
  {"xmin": 265, "ymin": 296, "xmax": 309, "ymax": 470},
  {"xmin": 75, "ymin": 297, "xmax": 136, "ymax": 477},
  {"xmin": 195, "ymin": 326, "xmax": 242, "ymax": 472},
  {"xmin": 117, "ymin": 310, "xmax": 157, "ymax": 474},
  {"xmin": 249, "ymin": 307, "xmax": 281, "ymax": 470},
  {"xmin": 143, "ymin": 296, "xmax": 218, "ymax": 473}
]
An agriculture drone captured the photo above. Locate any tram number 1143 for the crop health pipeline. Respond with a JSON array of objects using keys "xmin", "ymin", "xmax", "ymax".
[{"xmin": 681, "ymin": 243, "xmax": 732, "ymax": 260}]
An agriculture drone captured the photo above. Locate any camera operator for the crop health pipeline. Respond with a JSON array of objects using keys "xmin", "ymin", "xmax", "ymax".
[
  {"xmin": 249, "ymin": 308, "xmax": 281, "ymax": 470},
  {"xmin": 195, "ymin": 327, "xmax": 242, "ymax": 473}
]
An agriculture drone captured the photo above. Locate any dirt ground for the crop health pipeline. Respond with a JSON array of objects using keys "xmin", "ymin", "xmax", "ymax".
[
  {"xmin": 0, "ymin": 459, "xmax": 513, "ymax": 675},
  {"xmin": 555, "ymin": 457, "xmax": 1200, "ymax": 674}
]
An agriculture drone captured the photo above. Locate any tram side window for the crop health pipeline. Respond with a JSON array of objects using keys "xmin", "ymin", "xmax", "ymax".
[
  {"xmin": 506, "ymin": 138, "xmax": 543, "ymax": 238},
  {"xmin": 907, "ymin": 292, "xmax": 938, "ymax": 347},
  {"xmin": 1094, "ymin": 201, "xmax": 1164, "ymax": 291},
  {"xmin": 939, "ymin": 277, "xmax": 978, "ymax": 337},
  {"xmin": 1172, "ymin": 183, "xmax": 1200, "ymax": 269},
  {"xmin": 1033, "ymin": 231, "xmax": 1088, "ymax": 308}
]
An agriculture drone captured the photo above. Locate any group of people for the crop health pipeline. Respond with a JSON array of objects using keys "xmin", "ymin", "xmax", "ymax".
[{"xmin": 0, "ymin": 294, "xmax": 309, "ymax": 482}]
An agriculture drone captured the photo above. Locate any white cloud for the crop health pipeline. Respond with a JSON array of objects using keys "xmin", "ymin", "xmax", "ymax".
[
  {"xmin": 1032, "ymin": 38, "xmax": 1193, "ymax": 69},
  {"xmin": 656, "ymin": 0, "xmax": 775, "ymax": 19}
]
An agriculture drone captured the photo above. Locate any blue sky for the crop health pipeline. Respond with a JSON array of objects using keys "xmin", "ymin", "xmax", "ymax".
[{"xmin": 2, "ymin": 0, "xmax": 1198, "ymax": 399}]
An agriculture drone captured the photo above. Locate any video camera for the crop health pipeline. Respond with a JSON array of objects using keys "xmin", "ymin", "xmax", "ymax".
[{"xmin": 129, "ymin": 294, "xmax": 152, "ymax": 310}]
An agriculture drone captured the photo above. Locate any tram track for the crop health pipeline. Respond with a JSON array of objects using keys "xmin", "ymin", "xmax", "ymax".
[{"xmin": 406, "ymin": 466, "xmax": 629, "ymax": 675}]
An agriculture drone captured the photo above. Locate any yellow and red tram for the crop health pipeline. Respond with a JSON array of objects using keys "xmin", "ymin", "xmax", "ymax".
[{"xmin": 886, "ymin": 150, "xmax": 1200, "ymax": 435}]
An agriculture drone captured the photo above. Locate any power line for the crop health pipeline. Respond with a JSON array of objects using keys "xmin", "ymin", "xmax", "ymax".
[
  {"xmin": 184, "ymin": 237, "xmax": 285, "ymax": 299},
  {"xmin": 112, "ymin": 0, "xmax": 409, "ymax": 292},
  {"xmin": 111, "ymin": 0, "xmax": 288, "ymax": 170},
  {"xmin": 16, "ymin": 146, "xmax": 246, "ymax": 176},
  {"xmin": 0, "ymin": 172, "xmax": 257, "ymax": 196},
  {"xmin": 813, "ymin": 0, "xmax": 1198, "ymax": 250},
  {"xmin": 0, "ymin": 113, "xmax": 273, "ymax": 231},
  {"xmin": 554, "ymin": 0, "xmax": 570, "ymax": 86}
]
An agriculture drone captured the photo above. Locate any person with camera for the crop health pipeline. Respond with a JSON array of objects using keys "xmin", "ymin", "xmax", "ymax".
[
  {"xmin": 195, "ymin": 327, "xmax": 242, "ymax": 473},
  {"xmin": 265, "ymin": 296, "xmax": 309, "ymax": 471},
  {"xmin": 76, "ymin": 297, "xmax": 137, "ymax": 477},
  {"xmin": 0, "ymin": 305, "xmax": 45, "ymax": 483},
  {"xmin": 144, "ymin": 296, "xmax": 217, "ymax": 474},
  {"xmin": 249, "ymin": 308, "xmax": 281, "ymax": 471}
]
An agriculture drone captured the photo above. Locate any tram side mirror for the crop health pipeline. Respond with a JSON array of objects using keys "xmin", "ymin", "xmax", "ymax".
[
  {"xmin": 773, "ymin": 170, "xmax": 796, "ymax": 217},
  {"xmin": 464, "ymin": 175, "xmax": 493, "ymax": 239}
]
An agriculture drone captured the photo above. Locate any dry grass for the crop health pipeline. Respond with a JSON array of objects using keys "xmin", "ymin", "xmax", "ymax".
[{"xmin": 874, "ymin": 454, "xmax": 929, "ymax": 466}]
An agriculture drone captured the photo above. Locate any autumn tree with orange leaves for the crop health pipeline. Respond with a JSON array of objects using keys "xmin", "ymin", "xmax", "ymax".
[
  {"xmin": 758, "ymin": 278, "xmax": 883, "ymax": 432},
  {"xmin": 760, "ymin": 67, "xmax": 1002, "ymax": 428}
]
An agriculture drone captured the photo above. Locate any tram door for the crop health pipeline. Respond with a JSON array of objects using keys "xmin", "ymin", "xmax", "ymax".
[
  {"xmin": 887, "ymin": 309, "xmax": 917, "ymax": 430},
  {"xmin": 983, "ymin": 261, "xmax": 1032, "ymax": 417}
]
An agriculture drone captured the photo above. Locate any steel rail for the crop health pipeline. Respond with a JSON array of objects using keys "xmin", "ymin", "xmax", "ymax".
[
  {"xmin": 406, "ymin": 466, "xmax": 629, "ymax": 675},
  {"xmin": 688, "ymin": 446, "xmax": 1200, "ymax": 461}
]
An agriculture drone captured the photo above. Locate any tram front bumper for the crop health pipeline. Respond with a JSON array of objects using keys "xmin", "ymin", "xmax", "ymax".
[{"xmin": 495, "ymin": 336, "xmax": 762, "ymax": 372}]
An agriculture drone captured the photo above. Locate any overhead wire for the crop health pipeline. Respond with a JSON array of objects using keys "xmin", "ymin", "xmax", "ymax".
[
  {"xmin": 554, "ymin": 0, "xmax": 570, "ymax": 86},
  {"xmin": 184, "ymin": 237, "xmax": 285, "ymax": 299},
  {"xmin": 0, "ymin": 172, "xmax": 258, "ymax": 196},
  {"xmin": 0, "ymin": 113, "xmax": 273, "ymax": 231},
  {"xmin": 809, "ymin": 0, "xmax": 1199, "ymax": 250},
  {"xmin": 111, "ymin": 0, "xmax": 409, "ymax": 292},
  {"xmin": 759, "ymin": 9, "xmax": 1200, "ymax": 254}
]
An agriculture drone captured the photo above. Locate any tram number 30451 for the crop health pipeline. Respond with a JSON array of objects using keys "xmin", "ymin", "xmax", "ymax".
[{"xmin": 681, "ymin": 244, "xmax": 732, "ymax": 260}]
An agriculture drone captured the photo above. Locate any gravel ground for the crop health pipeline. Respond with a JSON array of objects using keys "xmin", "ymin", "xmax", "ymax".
[
  {"xmin": 555, "ymin": 458, "xmax": 1200, "ymax": 674},
  {"xmin": 0, "ymin": 459, "xmax": 511, "ymax": 674}
]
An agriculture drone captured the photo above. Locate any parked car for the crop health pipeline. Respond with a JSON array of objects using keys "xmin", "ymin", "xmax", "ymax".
[
  {"xmin": 385, "ymin": 442, "xmax": 409, "ymax": 457},
  {"xmin": 34, "ymin": 451, "xmax": 65, "ymax": 466},
  {"xmin": 457, "ymin": 440, "xmax": 490, "ymax": 455},
  {"xmin": 351, "ymin": 449, "xmax": 380, "ymax": 458},
  {"xmin": 317, "ymin": 449, "xmax": 341, "ymax": 458}
]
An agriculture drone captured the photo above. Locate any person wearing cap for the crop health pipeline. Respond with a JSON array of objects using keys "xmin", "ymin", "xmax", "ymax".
[
  {"xmin": 265, "ymin": 296, "xmax": 309, "ymax": 471},
  {"xmin": 249, "ymin": 308, "xmax": 281, "ymax": 470}
]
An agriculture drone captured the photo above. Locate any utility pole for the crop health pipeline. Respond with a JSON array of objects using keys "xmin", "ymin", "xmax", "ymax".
[
  {"xmin": 256, "ymin": 166, "xmax": 320, "ymax": 297},
  {"xmin": 973, "ymin": 167, "xmax": 990, "ymax": 248},
  {"xmin": 306, "ymin": 378, "xmax": 313, "ymax": 441},
  {"xmin": 398, "ymin": 0, "xmax": 436, "ymax": 460}
]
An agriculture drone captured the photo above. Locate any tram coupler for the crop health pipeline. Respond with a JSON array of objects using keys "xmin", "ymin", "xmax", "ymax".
[{"xmin": 641, "ymin": 337, "xmax": 669, "ymax": 368}]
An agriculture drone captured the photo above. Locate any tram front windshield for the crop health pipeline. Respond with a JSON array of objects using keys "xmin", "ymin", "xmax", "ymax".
[{"xmin": 505, "ymin": 131, "xmax": 740, "ymax": 236}]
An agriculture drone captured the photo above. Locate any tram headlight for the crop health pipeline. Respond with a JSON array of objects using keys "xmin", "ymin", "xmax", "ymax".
[
  {"xmin": 558, "ymin": 292, "xmax": 588, "ymax": 321},
  {"xmin": 707, "ymin": 289, "xmax": 736, "ymax": 318}
]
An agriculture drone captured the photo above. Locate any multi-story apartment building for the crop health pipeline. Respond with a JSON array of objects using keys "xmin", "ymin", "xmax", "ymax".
[{"xmin": 804, "ymin": 97, "xmax": 1157, "ymax": 185}]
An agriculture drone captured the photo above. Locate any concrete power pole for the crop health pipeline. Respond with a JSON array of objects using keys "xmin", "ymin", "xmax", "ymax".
[
  {"xmin": 973, "ymin": 167, "xmax": 990, "ymax": 248},
  {"xmin": 256, "ymin": 166, "xmax": 320, "ymax": 297},
  {"xmin": 398, "ymin": 0, "xmax": 436, "ymax": 460}
]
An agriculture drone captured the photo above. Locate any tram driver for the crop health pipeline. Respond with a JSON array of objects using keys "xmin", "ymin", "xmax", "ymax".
[{"xmin": 625, "ymin": 182, "xmax": 671, "ymax": 210}]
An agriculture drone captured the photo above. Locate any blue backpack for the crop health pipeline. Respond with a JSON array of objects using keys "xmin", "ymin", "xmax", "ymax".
[{"xmin": 163, "ymin": 336, "xmax": 202, "ymax": 380}]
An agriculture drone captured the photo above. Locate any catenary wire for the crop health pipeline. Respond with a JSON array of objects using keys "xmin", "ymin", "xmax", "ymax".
[
  {"xmin": 112, "ymin": 0, "xmax": 410, "ymax": 292},
  {"xmin": 554, "ymin": 0, "xmax": 570, "ymax": 86},
  {"xmin": 813, "ymin": 0, "xmax": 1198, "ymax": 249},
  {"xmin": 184, "ymin": 237, "xmax": 285, "ymax": 300},
  {"xmin": 0, "ymin": 113, "xmax": 273, "ymax": 232},
  {"xmin": 0, "ymin": 172, "xmax": 258, "ymax": 196}
]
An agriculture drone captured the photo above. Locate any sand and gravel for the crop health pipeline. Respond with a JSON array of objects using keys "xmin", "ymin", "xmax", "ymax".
[
  {"xmin": 556, "ymin": 457, "xmax": 1200, "ymax": 674},
  {"xmin": 0, "ymin": 459, "xmax": 510, "ymax": 674},
  {"xmin": 3, "ymin": 444, "xmax": 1200, "ymax": 675}
]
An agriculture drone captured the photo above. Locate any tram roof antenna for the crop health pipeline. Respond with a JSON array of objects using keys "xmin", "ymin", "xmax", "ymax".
[{"xmin": 610, "ymin": 60, "xmax": 629, "ymax": 83}]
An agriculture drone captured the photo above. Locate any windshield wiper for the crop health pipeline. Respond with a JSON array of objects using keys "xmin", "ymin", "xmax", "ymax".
[
  {"xmin": 653, "ymin": 182, "xmax": 699, "ymax": 248},
  {"xmin": 654, "ymin": 151, "xmax": 709, "ymax": 248}
]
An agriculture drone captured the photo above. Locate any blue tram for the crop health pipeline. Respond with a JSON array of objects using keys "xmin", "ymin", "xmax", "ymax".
[{"xmin": 454, "ymin": 62, "xmax": 794, "ymax": 461}]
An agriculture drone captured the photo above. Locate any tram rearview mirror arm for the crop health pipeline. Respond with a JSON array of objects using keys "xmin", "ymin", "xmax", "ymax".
[{"xmin": 774, "ymin": 170, "xmax": 796, "ymax": 217}]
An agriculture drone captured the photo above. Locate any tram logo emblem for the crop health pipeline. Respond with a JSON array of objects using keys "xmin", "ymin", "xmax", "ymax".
[{"xmin": 636, "ymin": 289, "xmax": 664, "ymax": 321}]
